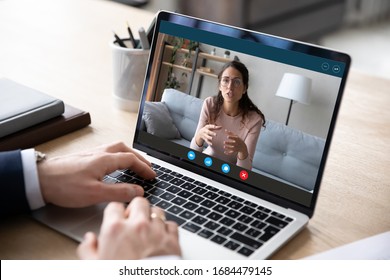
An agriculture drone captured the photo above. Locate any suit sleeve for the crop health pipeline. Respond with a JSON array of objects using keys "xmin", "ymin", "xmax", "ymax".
[{"xmin": 0, "ymin": 150, "xmax": 30, "ymax": 218}]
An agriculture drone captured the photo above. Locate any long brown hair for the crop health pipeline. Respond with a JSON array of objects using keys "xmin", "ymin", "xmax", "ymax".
[{"xmin": 208, "ymin": 60, "xmax": 265, "ymax": 127}]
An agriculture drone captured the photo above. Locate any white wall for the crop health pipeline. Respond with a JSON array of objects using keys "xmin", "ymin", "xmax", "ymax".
[{"xmin": 196, "ymin": 45, "xmax": 341, "ymax": 139}]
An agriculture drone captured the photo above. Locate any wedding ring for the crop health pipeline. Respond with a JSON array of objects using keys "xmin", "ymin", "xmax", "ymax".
[{"xmin": 150, "ymin": 212, "xmax": 167, "ymax": 222}]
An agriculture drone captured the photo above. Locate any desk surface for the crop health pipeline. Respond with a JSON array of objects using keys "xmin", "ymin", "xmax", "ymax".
[{"xmin": 0, "ymin": 0, "xmax": 389, "ymax": 260}]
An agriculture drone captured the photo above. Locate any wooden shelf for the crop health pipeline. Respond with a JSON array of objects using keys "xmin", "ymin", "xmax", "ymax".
[
  {"xmin": 162, "ymin": 62, "xmax": 192, "ymax": 72},
  {"xmin": 198, "ymin": 52, "xmax": 232, "ymax": 63},
  {"xmin": 196, "ymin": 69, "xmax": 217, "ymax": 78}
]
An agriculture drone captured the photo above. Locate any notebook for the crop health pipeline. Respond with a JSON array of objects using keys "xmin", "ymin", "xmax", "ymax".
[{"xmin": 32, "ymin": 11, "xmax": 351, "ymax": 259}]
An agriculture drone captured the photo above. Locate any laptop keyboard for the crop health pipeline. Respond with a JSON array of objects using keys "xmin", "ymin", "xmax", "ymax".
[{"xmin": 103, "ymin": 163, "xmax": 293, "ymax": 257}]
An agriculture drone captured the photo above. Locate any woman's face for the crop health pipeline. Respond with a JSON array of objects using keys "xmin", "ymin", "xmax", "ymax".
[{"xmin": 219, "ymin": 66, "xmax": 247, "ymax": 105}]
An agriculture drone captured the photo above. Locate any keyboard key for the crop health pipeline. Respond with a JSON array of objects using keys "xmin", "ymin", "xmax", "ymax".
[
  {"xmin": 166, "ymin": 185, "xmax": 182, "ymax": 194},
  {"xmin": 179, "ymin": 210, "xmax": 196, "ymax": 220},
  {"xmin": 198, "ymin": 229, "xmax": 213, "ymax": 239},
  {"xmin": 171, "ymin": 197, "xmax": 187, "ymax": 206},
  {"xmin": 181, "ymin": 176, "xmax": 195, "ymax": 183},
  {"xmin": 215, "ymin": 196, "xmax": 231, "ymax": 204},
  {"xmin": 167, "ymin": 205, "xmax": 184, "ymax": 215},
  {"xmin": 194, "ymin": 206, "xmax": 210, "ymax": 216},
  {"xmin": 181, "ymin": 182, "xmax": 196, "ymax": 190},
  {"xmin": 251, "ymin": 220, "xmax": 267, "ymax": 230},
  {"xmin": 217, "ymin": 226, "xmax": 233, "ymax": 236},
  {"xmin": 227, "ymin": 201, "xmax": 243, "ymax": 210},
  {"xmin": 183, "ymin": 201, "xmax": 198, "ymax": 211},
  {"xmin": 156, "ymin": 200, "xmax": 172, "ymax": 210},
  {"xmin": 204, "ymin": 191, "xmax": 218, "ymax": 200},
  {"xmin": 225, "ymin": 209, "xmax": 241, "ymax": 218},
  {"xmin": 116, "ymin": 174, "xmax": 131, "ymax": 183},
  {"xmin": 237, "ymin": 247, "xmax": 254, "ymax": 257},
  {"xmin": 177, "ymin": 190, "xmax": 193, "ymax": 198},
  {"xmin": 245, "ymin": 228, "xmax": 261, "ymax": 238},
  {"xmin": 154, "ymin": 180, "xmax": 171, "ymax": 189},
  {"xmin": 207, "ymin": 212, "xmax": 222, "ymax": 221},
  {"xmin": 240, "ymin": 206, "xmax": 255, "ymax": 215},
  {"xmin": 148, "ymin": 188, "xmax": 165, "ymax": 196},
  {"xmin": 159, "ymin": 174, "xmax": 174, "ymax": 182},
  {"xmin": 189, "ymin": 194, "xmax": 204, "ymax": 203},
  {"xmin": 103, "ymin": 177, "xmax": 117, "ymax": 184},
  {"xmin": 237, "ymin": 214, "xmax": 253, "ymax": 224},
  {"xmin": 259, "ymin": 225, "xmax": 280, "ymax": 242},
  {"xmin": 169, "ymin": 178, "xmax": 185, "ymax": 186},
  {"xmin": 159, "ymin": 167, "xmax": 171, "ymax": 173},
  {"xmin": 206, "ymin": 185, "xmax": 219, "ymax": 192},
  {"xmin": 218, "ymin": 190, "xmax": 232, "ymax": 198},
  {"xmin": 266, "ymin": 216, "xmax": 289, "ymax": 229},
  {"xmin": 224, "ymin": 240, "xmax": 240, "ymax": 251},
  {"xmin": 147, "ymin": 195, "xmax": 161, "ymax": 205},
  {"xmin": 213, "ymin": 204, "xmax": 228, "ymax": 214},
  {"xmin": 108, "ymin": 170, "xmax": 122, "ymax": 178},
  {"xmin": 230, "ymin": 232, "xmax": 263, "ymax": 249},
  {"xmin": 204, "ymin": 221, "xmax": 220, "ymax": 231},
  {"xmin": 165, "ymin": 212, "xmax": 185, "ymax": 226},
  {"xmin": 183, "ymin": 222, "xmax": 201, "ymax": 233},
  {"xmin": 219, "ymin": 217, "xmax": 235, "ymax": 227},
  {"xmin": 200, "ymin": 199, "xmax": 216, "ymax": 208},
  {"xmin": 258, "ymin": 205, "xmax": 271, "ymax": 213},
  {"xmin": 253, "ymin": 211, "xmax": 268, "ymax": 220},
  {"xmin": 159, "ymin": 192, "xmax": 175, "ymax": 201},
  {"xmin": 271, "ymin": 211, "xmax": 286, "ymax": 219},
  {"xmin": 211, "ymin": 235, "xmax": 227, "ymax": 245},
  {"xmin": 193, "ymin": 187, "xmax": 207, "ymax": 195},
  {"xmin": 192, "ymin": 215, "xmax": 208, "ymax": 225},
  {"xmin": 232, "ymin": 222, "xmax": 248, "ymax": 232}
]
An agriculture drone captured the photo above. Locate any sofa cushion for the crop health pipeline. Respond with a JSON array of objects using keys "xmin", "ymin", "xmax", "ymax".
[
  {"xmin": 252, "ymin": 120, "xmax": 325, "ymax": 191},
  {"xmin": 143, "ymin": 101, "xmax": 180, "ymax": 139},
  {"xmin": 161, "ymin": 89, "xmax": 203, "ymax": 142}
]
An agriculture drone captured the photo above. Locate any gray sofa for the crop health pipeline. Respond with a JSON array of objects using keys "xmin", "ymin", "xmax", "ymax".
[{"xmin": 142, "ymin": 89, "xmax": 325, "ymax": 191}]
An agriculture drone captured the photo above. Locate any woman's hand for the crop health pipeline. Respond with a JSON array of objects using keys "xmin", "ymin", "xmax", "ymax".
[
  {"xmin": 195, "ymin": 124, "xmax": 222, "ymax": 147},
  {"xmin": 38, "ymin": 142, "xmax": 156, "ymax": 208},
  {"xmin": 77, "ymin": 198, "xmax": 181, "ymax": 259},
  {"xmin": 223, "ymin": 130, "xmax": 248, "ymax": 160}
]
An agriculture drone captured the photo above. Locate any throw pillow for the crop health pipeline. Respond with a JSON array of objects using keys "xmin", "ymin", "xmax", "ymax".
[{"xmin": 143, "ymin": 101, "xmax": 180, "ymax": 139}]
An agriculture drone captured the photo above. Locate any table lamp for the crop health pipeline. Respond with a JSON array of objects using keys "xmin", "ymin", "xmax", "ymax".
[{"xmin": 275, "ymin": 73, "xmax": 312, "ymax": 125}]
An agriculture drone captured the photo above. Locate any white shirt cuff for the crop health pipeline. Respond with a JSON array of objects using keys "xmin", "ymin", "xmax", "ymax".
[{"xmin": 21, "ymin": 149, "xmax": 46, "ymax": 210}]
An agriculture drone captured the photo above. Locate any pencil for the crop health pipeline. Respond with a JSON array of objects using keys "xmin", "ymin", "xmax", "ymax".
[
  {"xmin": 126, "ymin": 22, "xmax": 137, "ymax": 48},
  {"xmin": 112, "ymin": 31, "xmax": 127, "ymax": 48}
]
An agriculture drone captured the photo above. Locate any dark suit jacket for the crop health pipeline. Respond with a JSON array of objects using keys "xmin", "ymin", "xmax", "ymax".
[{"xmin": 0, "ymin": 150, "xmax": 30, "ymax": 218}]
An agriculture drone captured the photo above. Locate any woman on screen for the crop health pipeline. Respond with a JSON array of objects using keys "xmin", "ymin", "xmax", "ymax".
[{"xmin": 190, "ymin": 60, "xmax": 265, "ymax": 170}]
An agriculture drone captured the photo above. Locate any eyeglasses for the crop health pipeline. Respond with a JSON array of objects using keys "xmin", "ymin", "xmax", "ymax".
[{"xmin": 220, "ymin": 77, "xmax": 243, "ymax": 88}]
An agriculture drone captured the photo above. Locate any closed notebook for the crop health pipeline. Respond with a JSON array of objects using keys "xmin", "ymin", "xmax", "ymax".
[
  {"xmin": 0, "ymin": 78, "xmax": 65, "ymax": 138},
  {"xmin": 0, "ymin": 103, "xmax": 91, "ymax": 151}
]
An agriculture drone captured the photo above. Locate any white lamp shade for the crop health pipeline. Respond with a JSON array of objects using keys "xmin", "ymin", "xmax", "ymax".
[{"xmin": 275, "ymin": 73, "xmax": 312, "ymax": 105}]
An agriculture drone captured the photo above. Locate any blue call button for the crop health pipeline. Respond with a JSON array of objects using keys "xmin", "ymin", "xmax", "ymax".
[
  {"xmin": 221, "ymin": 163, "xmax": 230, "ymax": 174},
  {"xmin": 204, "ymin": 157, "xmax": 213, "ymax": 167},
  {"xmin": 187, "ymin": 151, "xmax": 196, "ymax": 160}
]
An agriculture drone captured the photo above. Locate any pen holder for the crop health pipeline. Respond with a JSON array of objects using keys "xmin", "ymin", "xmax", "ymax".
[{"xmin": 110, "ymin": 39, "xmax": 149, "ymax": 112}]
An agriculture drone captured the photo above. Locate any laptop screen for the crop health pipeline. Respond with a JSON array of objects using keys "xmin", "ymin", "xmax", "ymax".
[{"xmin": 134, "ymin": 11, "xmax": 350, "ymax": 215}]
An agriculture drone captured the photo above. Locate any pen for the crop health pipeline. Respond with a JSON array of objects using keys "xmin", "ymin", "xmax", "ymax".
[
  {"xmin": 112, "ymin": 31, "xmax": 127, "ymax": 48},
  {"xmin": 126, "ymin": 21, "xmax": 137, "ymax": 48},
  {"xmin": 138, "ymin": 27, "xmax": 150, "ymax": 50}
]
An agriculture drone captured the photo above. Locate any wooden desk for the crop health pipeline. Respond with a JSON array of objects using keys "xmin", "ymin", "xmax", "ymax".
[{"xmin": 0, "ymin": 0, "xmax": 389, "ymax": 260}]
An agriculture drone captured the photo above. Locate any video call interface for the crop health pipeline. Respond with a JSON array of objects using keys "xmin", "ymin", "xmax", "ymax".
[{"xmin": 135, "ymin": 19, "xmax": 347, "ymax": 208}]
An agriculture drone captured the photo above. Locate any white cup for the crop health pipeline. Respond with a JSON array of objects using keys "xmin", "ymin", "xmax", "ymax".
[{"xmin": 110, "ymin": 39, "xmax": 149, "ymax": 112}]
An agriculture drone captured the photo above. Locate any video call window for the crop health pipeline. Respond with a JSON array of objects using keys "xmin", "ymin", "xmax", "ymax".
[{"xmin": 138, "ymin": 30, "xmax": 343, "ymax": 206}]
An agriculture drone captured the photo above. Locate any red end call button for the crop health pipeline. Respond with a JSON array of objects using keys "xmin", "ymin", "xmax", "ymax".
[{"xmin": 239, "ymin": 170, "xmax": 248, "ymax": 181}]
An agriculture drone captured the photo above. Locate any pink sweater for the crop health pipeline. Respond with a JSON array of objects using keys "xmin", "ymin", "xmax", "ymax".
[{"xmin": 190, "ymin": 97, "xmax": 263, "ymax": 170}]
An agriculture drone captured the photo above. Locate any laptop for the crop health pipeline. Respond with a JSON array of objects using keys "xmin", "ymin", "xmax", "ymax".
[{"xmin": 32, "ymin": 11, "xmax": 351, "ymax": 259}]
